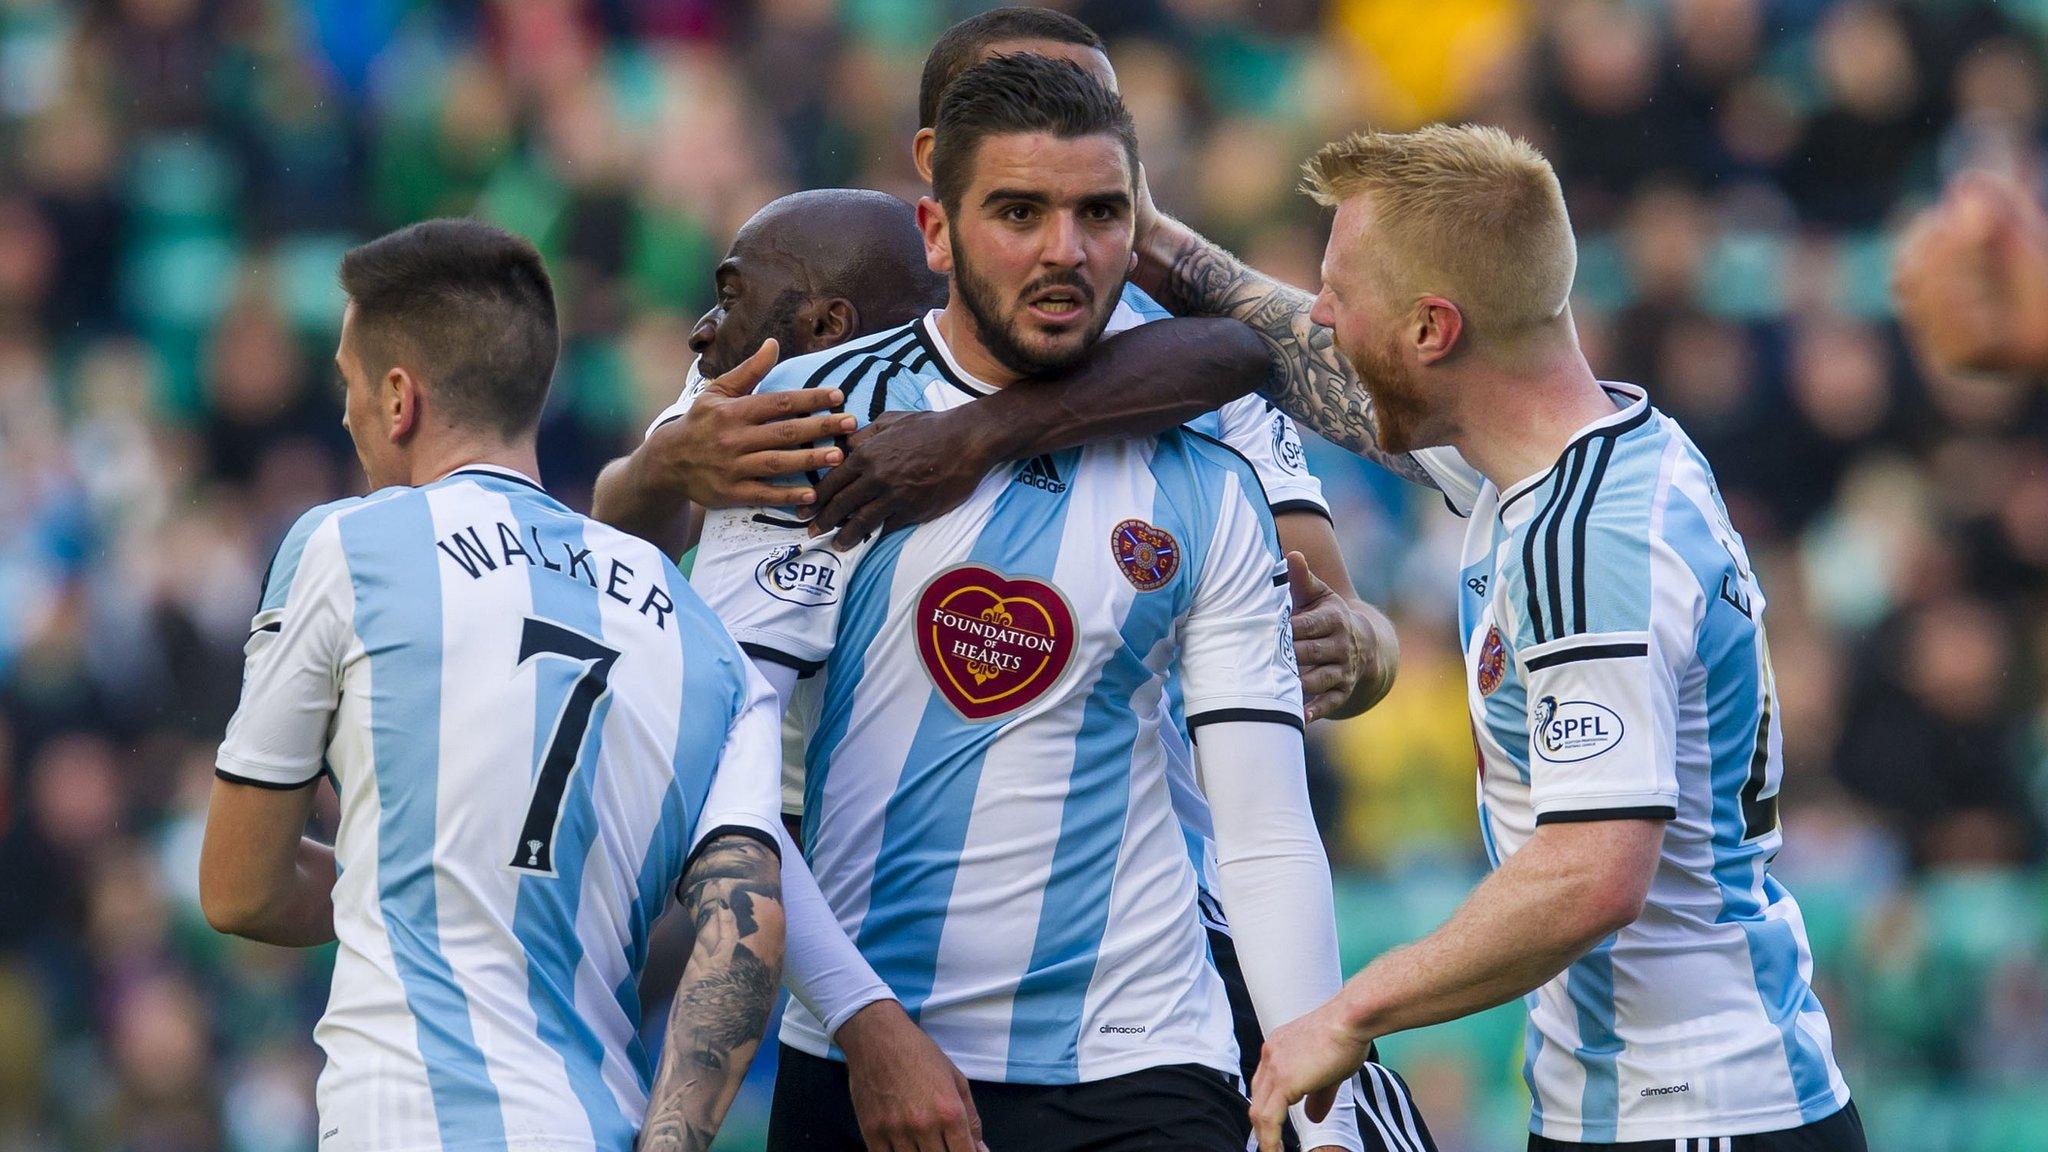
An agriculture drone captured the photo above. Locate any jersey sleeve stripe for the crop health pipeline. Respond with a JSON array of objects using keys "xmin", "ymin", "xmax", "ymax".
[
  {"xmin": 214, "ymin": 765, "xmax": 320, "ymax": 789},
  {"xmin": 1567, "ymin": 436, "xmax": 1619, "ymax": 635},
  {"xmin": 739, "ymin": 641, "xmax": 824, "ymax": 676},
  {"xmin": 1185, "ymin": 706, "xmax": 1305, "ymax": 734},
  {"xmin": 1269, "ymin": 498, "xmax": 1331, "ymax": 520},
  {"xmin": 679, "ymin": 822, "xmax": 782, "ymax": 884},
  {"xmin": 1523, "ymin": 642, "xmax": 1648, "ymax": 670},
  {"xmin": 1534, "ymin": 804, "xmax": 1677, "ymax": 824},
  {"xmin": 797, "ymin": 327, "xmax": 920, "ymax": 394}
]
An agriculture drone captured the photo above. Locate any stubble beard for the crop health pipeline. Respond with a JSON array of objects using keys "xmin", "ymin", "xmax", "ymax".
[{"xmin": 951, "ymin": 238, "xmax": 1117, "ymax": 378}]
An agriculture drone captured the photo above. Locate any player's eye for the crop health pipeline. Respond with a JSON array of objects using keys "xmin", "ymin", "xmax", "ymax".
[{"xmin": 1001, "ymin": 204, "xmax": 1036, "ymax": 223}]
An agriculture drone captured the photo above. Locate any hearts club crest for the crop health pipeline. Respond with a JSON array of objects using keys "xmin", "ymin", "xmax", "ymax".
[
  {"xmin": 1111, "ymin": 519, "xmax": 1179, "ymax": 592},
  {"xmin": 1476, "ymin": 624, "xmax": 1507, "ymax": 696},
  {"xmin": 915, "ymin": 564, "xmax": 1077, "ymax": 722}
]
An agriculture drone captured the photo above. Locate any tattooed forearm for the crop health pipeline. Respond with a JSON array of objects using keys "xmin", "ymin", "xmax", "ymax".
[
  {"xmin": 1153, "ymin": 223, "xmax": 1439, "ymax": 488},
  {"xmin": 638, "ymin": 835, "xmax": 785, "ymax": 1152}
]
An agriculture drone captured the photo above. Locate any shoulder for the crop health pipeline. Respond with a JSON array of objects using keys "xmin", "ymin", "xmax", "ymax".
[
  {"xmin": 755, "ymin": 321, "xmax": 926, "ymax": 395},
  {"xmin": 1517, "ymin": 419, "xmax": 1702, "ymax": 641},
  {"xmin": 1115, "ymin": 282, "xmax": 1173, "ymax": 325},
  {"xmin": 259, "ymin": 494, "xmax": 382, "ymax": 612},
  {"xmin": 1160, "ymin": 427, "xmax": 1272, "ymax": 507}
]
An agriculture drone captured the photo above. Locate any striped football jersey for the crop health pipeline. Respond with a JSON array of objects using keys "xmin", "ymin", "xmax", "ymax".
[
  {"xmin": 1414, "ymin": 384, "xmax": 1852, "ymax": 1142},
  {"xmin": 217, "ymin": 466, "xmax": 784, "ymax": 1152},
  {"xmin": 645, "ymin": 283, "xmax": 1325, "ymax": 937},
  {"xmin": 691, "ymin": 312, "xmax": 1303, "ymax": 1085}
]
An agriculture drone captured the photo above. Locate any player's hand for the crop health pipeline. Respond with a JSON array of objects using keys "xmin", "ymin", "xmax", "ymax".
[
  {"xmin": 837, "ymin": 1000, "xmax": 988, "ymax": 1152},
  {"xmin": 1250, "ymin": 1002, "xmax": 1371, "ymax": 1152},
  {"xmin": 641, "ymin": 340, "xmax": 856, "ymax": 509},
  {"xmin": 1287, "ymin": 551, "xmax": 1397, "ymax": 722},
  {"xmin": 806, "ymin": 409, "xmax": 995, "ymax": 550},
  {"xmin": 1892, "ymin": 171, "xmax": 2048, "ymax": 375}
]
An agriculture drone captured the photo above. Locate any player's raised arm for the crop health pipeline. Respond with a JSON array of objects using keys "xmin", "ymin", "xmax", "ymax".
[
  {"xmin": 591, "ymin": 339, "xmax": 854, "ymax": 557},
  {"xmin": 1131, "ymin": 195, "xmax": 1439, "ymax": 487},
  {"xmin": 806, "ymin": 314, "xmax": 1267, "ymax": 545}
]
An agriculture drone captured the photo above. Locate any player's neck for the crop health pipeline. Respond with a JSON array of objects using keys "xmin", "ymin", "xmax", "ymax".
[
  {"xmin": 934, "ymin": 302, "xmax": 1025, "ymax": 389},
  {"xmin": 1449, "ymin": 352, "xmax": 1616, "ymax": 496},
  {"xmin": 406, "ymin": 439, "xmax": 543, "ymax": 490}
]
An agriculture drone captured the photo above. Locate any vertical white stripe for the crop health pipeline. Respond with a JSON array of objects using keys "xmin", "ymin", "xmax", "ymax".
[
  {"xmin": 424, "ymin": 484, "xmax": 588, "ymax": 1146},
  {"xmin": 1361, "ymin": 1066, "xmax": 1414, "ymax": 1152}
]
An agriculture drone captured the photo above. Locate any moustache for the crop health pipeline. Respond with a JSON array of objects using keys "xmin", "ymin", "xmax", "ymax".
[{"xmin": 1018, "ymin": 274, "xmax": 1095, "ymax": 308}]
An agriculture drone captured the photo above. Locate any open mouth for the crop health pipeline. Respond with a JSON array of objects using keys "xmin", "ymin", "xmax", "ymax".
[{"xmin": 1023, "ymin": 285, "xmax": 1090, "ymax": 324}]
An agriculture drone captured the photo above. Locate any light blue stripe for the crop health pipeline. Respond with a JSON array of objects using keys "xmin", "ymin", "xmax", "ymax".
[
  {"xmin": 855, "ymin": 467, "xmax": 1076, "ymax": 1041},
  {"xmin": 490, "ymin": 479, "xmax": 635, "ymax": 1149},
  {"xmin": 1664, "ymin": 491, "xmax": 1837, "ymax": 1117},
  {"xmin": 805, "ymin": 528, "xmax": 912, "ymax": 843},
  {"xmin": 1005, "ymin": 441, "xmax": 1202, "ymax": 1077},
  {"xmin": 1521, "ymin": 990, "xmax": 1546, "ymax": 1132},
  {"xmin": 1567, "ymin": 938, "xmax": 1622, "ymax": 1140},
  {"xmin": 340, "ymin": 490, "xmax": 507, "ymax": 1148},
  {"xmin": 262, "ymin": 497, "xmax": 360, "ymax": 613},
  {"xmin": 1119, "ymin": 281, "xmax": 1174, "ymax": 323}
]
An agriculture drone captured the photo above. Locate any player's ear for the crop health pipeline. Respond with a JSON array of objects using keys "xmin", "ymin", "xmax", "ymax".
[
  {"xmin": 385, "ymin": 367, "xmax": 421, "ymax": 442},
  {"xmin": 912, "ymin": 128, "xmax": 936, "ymax": 183},
  {"xmin": 1415, "ymin": 295, "xmax": 1464, "ymax": 366},
  {"xmin": 810, "ymin": 298, "xmax": 857, "ymax": 347},
  {"xmin": 917, "ymin": 196, "xmax": 953, "ymax": 276}
]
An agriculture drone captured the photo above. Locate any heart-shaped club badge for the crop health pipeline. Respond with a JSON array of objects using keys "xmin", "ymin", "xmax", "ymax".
[{"xmin": 914, "ymin": 564, "xmax": 1077, "ymax": 722}]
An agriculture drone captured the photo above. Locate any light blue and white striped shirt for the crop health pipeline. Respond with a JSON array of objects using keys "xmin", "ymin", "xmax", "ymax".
[
  {"xmin": 1419, "ymin": 385, "xmax": 1853, "ymax": 1142},
  {"xmin": 217, "ymin": 466, "xmax": 784, "ymax": 1152},
  {"xmin": 691, "ymin": 313, "xmax": 1302, "ymax": 1085}
]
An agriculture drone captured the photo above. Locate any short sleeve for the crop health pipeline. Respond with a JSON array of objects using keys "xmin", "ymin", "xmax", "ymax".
[
  {"xmin": 216, "ymin": 505, "xmax": 356, "ymax": 788},
  {"xmin": 1178, "ymin": 474, "xmax": 1303, "ymax": 733},
  {"xmin": 1410, "ymin": 445, "xmax": 1485, "ymax": 516},
  {"xmin": 1213, "ymin": 397, "xmax": 1329, "ymax": 517},
  {"xmin": 690, "ymin": 509, "xmax": 873, "ymax": 676},
  {"xmin": 643, "ymin": 361, "xmax": 709, "ymax": 441},
  {"xmin": 1518, "ymin": 526, "xmax": 1697, "ymax": 824},
  {"xmin": 687, "ymin": 658, "xmax": 788, "ymax": 863}
]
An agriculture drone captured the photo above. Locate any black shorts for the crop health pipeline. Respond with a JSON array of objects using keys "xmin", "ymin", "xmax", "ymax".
[
  {"xmin": 767, "ymin": 1043, "xmax": 1250, "ymax": 1152},
  {"xmin": 1208, "ymin": 927, "xmax": 1440, "ymax": 1152},
  {"xmin": 1527, "ymin": 1101, "xmax": 1867, "ymax": 1152}
]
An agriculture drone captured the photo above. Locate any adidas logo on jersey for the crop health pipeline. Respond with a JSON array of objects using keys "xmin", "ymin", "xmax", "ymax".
[{"xmin": 1013, "ymin": 455, "xmax": 1067, "ymax": 493}]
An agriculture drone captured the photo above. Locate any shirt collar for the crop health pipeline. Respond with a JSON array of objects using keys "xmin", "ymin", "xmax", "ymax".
[{"xmin": 1496, "ymin": 382, "xmax": 1651, "ymax": 513}]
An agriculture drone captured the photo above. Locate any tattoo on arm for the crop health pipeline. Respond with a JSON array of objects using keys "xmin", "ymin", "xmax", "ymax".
[
  {"xmin": 637, "ymin": 835, "xmax": 785, "ymax": 1152},
  {"xmin": 1158, "ymin": 231, "xmax": 1439, "ymax": 488}
]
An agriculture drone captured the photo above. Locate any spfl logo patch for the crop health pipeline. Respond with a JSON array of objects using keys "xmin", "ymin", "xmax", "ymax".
[
  {"xmin": 915, "ymin": 564, "xmax": 1077, "ymax": 721},
  {"xmin": 1111, "ymin": 519, "xmax": 1179, "ymax": 591},
  {"xmin": 1534, "ymin": 695, "xmax": 1625, "ymax": 762},
  {"xmin": 755, "ymin": 544, "xmax": 841, "ymax": 607},
  {"xmin": 1476, "ymin": 625, "xmax": 1507, "ymax": 696}
]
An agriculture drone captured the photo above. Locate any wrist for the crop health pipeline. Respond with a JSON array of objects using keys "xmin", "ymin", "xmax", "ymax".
[
  {"xmin": 954, "ymin": 397, "xmax": 1030, "ymax": 465},
  {"xmin": 833, "ymin": 997, "xmax": 908, "ymax": 1055}
]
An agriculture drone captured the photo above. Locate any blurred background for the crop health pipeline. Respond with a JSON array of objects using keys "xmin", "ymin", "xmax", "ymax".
[{"xmin": 0, "ymin": 0, "xmax": 2045, "ymax": 1148}]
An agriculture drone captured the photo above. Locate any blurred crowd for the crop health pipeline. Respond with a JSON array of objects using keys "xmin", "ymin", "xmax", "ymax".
[{"xmin": 0, "ymin": 0, "xmax": 2045, "ymax": 1149}]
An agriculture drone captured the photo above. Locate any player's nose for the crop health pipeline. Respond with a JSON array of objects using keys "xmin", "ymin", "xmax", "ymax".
[
  {"xmin": 1041, "ymin": 212, "xmax": 1087, "ymax": 268},
  {"xmin": 689, "ymin": 309, "xmax": 719, "ymax": 355}
]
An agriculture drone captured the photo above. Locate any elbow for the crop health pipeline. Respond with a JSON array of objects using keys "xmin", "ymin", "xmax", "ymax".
[
  {"xmin": 199, "ymin": 877, "xmax": 271, "ymax": 940},
  {"xmin": 1573, "ymin": 874, "xmax": 1652, "ymax": 944}
]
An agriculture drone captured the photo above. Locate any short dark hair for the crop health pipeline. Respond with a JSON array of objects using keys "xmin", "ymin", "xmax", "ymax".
[
  {"xmin": 338, "ymin": 219, "xmax": 558, "ymax": 440},
  {"xmin": 930, "ymin": 54, "xmax": 1137, "ymax": 213},
  {"xmin": 918, "ymin": 7, "xmax": 1103, "ymax": 130}
]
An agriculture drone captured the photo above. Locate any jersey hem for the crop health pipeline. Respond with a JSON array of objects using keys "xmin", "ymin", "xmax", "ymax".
[
  {"xmin": 1186, "ymin": 706, "xmax": 1303, "ymax": 733},
  {"xmin": 1533, "ymin": 792, "xmax": 1680, "ymax": 822},
  {"xmin": 779, "ymin": 1021, "xmax": 1240, "ymax": 1086},
  {"xmin": 1529, "ymin": 1088, "xmax": 1852, "ymax": 1143},
  {"xmin": 1267, "ymin": 497, "xmax": 1332, "ymax": 520}
]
